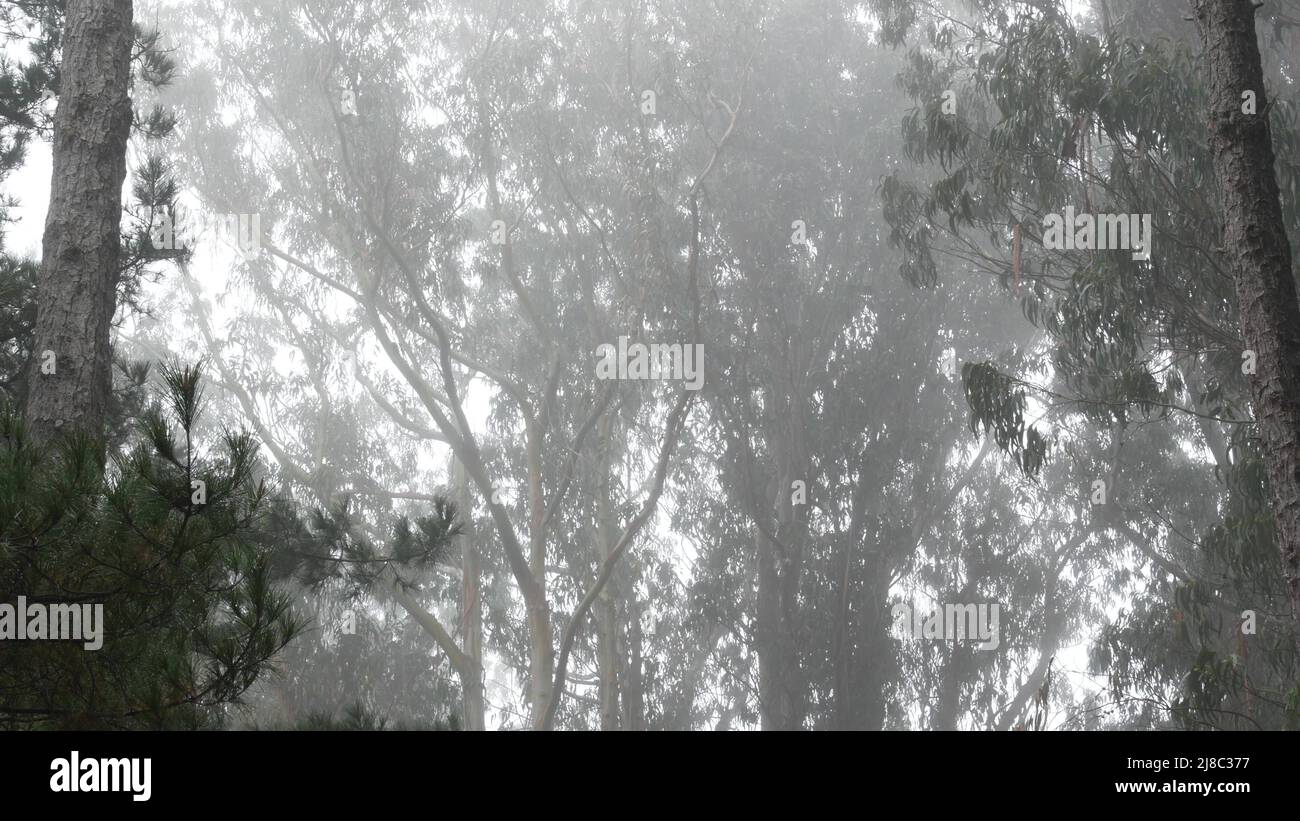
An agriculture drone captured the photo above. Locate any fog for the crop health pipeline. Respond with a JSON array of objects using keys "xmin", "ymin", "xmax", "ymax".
[{"xmin": 1, "ymin": 0, "xmax": 1298, "ymax": 733}]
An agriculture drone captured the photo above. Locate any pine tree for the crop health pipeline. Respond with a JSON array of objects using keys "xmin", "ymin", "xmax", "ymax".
[
  {"xmin": 0, "ymin": 362, "xmax": 305, "ymax": 729},
  {"xmin": 24, "ymin": 0, "xmax": 135, "ymax": 445}
]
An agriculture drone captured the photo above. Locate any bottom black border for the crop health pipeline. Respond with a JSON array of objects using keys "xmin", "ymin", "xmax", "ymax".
[{"xmin": 0, "ymin": 730, "xmax": 1289, "ymax": 808}]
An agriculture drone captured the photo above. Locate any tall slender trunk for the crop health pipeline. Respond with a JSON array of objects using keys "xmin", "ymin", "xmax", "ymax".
[
  {"xmin": 933, "ymin": 645, "xmax": 966, "ymax": 731},
  {"xmin": 831, "ymin": 542, "xmax": 853, "ymax": 727},
  {"xmin": 524, "ymin": 423, "xmax": 554, "ymax": 728},
  {"xmin": 830, "ymin": 544, "xmax": 894, "ymax": 731},
  {"xmin": 621, "ymin": 602, "xmax": 645, "ymax": 731},
  {"xmin": 593, "ymin": 414, "xmax": 620, "ymax": 730},
  {"xmin": 755, "ymin": 524, "xmax": 791, "ymax": 729},
  {"xmin": 452, "ymin": 456, "xmax": 485, "ymax": 731},
  {"xmin": 754, "ymin": 380, "xmax": 807, "ymax": 730},
  {"xmin": 526, "ymin": 604, "xmax": 554, "ymax": 728},
  {"xmin": 25, "ymin": 0, "xmax": 134, "ymax": 445},
  {"xmin": 755, "ymin": 481, "xmax": 803, "ymax": 729},
  {"xmin": 1196, "ymin": 0, "xmax": 1300, "ymax": 643}
]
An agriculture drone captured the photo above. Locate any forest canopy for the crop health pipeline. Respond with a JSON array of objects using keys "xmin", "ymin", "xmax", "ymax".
[{"xmin": 1, "ymin": 0, "xmax": 1298, "ymax": 732}]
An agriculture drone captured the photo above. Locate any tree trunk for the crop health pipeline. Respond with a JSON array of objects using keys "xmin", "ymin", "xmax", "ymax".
[
  {"xmin": 754, "ymin": 380, "xmax": 808, "ymax": 730},
  {"xmin": 25, "ymin": 0, "xmax": 133, "ymax": 444},
  {"xmin": 932, "ymin": 645, "xmax": 966, "ymax": 731},
  {"xmin": 524, "ymin": 423, "xmax": 555, "ymax": 729},
  {"xmin": 755, "ymin": 470, "xmax": 804, "ymax": 729},
  {"xmin": 756, "ymin": 524, "xmax": 797, "ymax": 729},
  {"xmin": 593, "ymin": 415, "xmax": 620, "ymax": 730},
  {"xmin": 831, "ymin": 542, "xmax": 853, "ymax": 727},
  {"xmin": 846, "ymin": 558, "xmax": 893, "ymax": 731},
  {"xmin": 1195, "ymin": 0, "xmax": 1300, "ymax": 642},
  {"xmin": 527, "ymin": 603, "xmax": 554, "ymax": 728},
  {"xmin": 621, "ymin": 601, "xmax": 645, "ymax": 731},
  {"xmin": 453, "ymin": 455, "xmax": 486, "ymax": 731}
]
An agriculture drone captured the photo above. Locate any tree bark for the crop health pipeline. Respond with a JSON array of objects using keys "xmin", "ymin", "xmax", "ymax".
[
  {"xmin": 453, "ymin": 455, "xmax": 486, "ymax": 731},
  {"xmin": 593, "ymin": 415, "xmax": 620, "ymax": 730},
  {"xmin": 25, "ymin": 0, "xmax": 133, "ymax": 445},
  {"xmin": 621, "ymin": 600, "xmax": 645, "ymax": 731},
  {"xmin": 754, "ymin": 468, "xmax": 805, "ymax": 728},
  {"xmin": 756, "ymin": 524, "xmax": 798, "ymax": 729},
  {"xmin": 1195, "ymin": 0, "xmax": 1300, "ymax": 642}
]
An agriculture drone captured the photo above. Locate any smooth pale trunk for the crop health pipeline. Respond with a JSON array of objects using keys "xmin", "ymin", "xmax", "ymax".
[{"xmin": 452, "ymin": 455, "xmax": 485, "ymax": 731}]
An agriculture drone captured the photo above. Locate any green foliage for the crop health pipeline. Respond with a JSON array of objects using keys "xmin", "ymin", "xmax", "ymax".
[
  {"xmin": 962, "ymin": 360, "xmax": 1048, "ymax": 476},
  {"xmin": 120, "ymin": 0, "xmax": 1299, "ymax": 730},
  {"xmin": 0, "ymin": 2, "xmax": 57, "ymax": 249},
  {"xmin": 0, "ymin": 255, "xmax": 36, "ymax": 400},
  {"xmin": 0, "ymin": 363, "xmax": 304, "ymax": 729},
  {"xmin": 886, "ymin": 0, "xmax": 1300, "ymax": 729},
  {"xmin": 266, "ymin": 496, "xmax": 462, "ymax": 594}
]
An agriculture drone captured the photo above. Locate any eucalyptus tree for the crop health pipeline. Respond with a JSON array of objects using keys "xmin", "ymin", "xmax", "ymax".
[
  {"xmin": 152, "ymin": 0, "xmax": 1126, "ymax": 732},
  {"xmin": 878, "ymin": 0, "xmax": 1300, "ymax": 726},
  {"xmin": 157, "ymin": 0, "xmax": 761, "ymax": 729},
  {"xmin": 618, "ymin": 0, "xmax": 1083, "ymax": 730},
  {"xmin": 129, "ymin": 0, "xmax": 1300, "ymax": 732}
]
